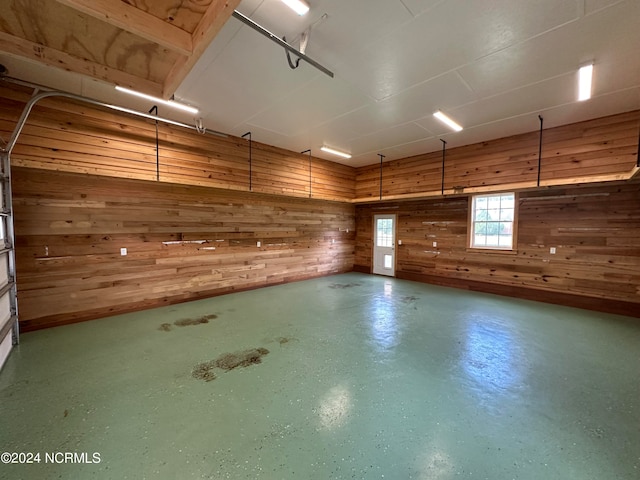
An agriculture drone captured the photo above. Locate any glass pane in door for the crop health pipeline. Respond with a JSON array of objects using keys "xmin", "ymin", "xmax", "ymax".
[{"xmin": 376, "ymin": 219, "xmax": 393, "ymax": 247}]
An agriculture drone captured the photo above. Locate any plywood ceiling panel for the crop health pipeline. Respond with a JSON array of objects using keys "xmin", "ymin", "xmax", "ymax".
[
  {"xmin": 122, "ymin": 0, "xmax": 212, "ymax": 33},
  {"xmin": 0, "ymin": 0, "xmax": 240, "ymax": 97}
]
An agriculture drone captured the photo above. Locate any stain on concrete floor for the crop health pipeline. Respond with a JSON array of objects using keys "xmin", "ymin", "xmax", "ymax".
[
  {"xmin": 192, "ymin": 347, "xmax": 270, "ymax": 382},
  {"xmin": 328, "ymin": 282, "xmax": 362, "ymax": 289},
  {"xmin": 192, "ymin": 362, "xmax": 217, "ymax": 382},
  {"xmin": 159, "ymin": 314, "xmax": 218, "ymax": 331},
  {"xmin": 175, "ymin": 314, "xmax": 218, "ymax": 327},
  {"xmin": 215, "ymin": 347, "xmax": 270, "ymax": 371},
  {"xmin": 276, "ymin": 336, "xmax": 296, "ymax": 346}
]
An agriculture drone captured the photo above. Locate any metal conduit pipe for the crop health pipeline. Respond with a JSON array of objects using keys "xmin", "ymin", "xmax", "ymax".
[{"xmin": 0, "ymin": 76, "xmax": 227, "ymax": 156}]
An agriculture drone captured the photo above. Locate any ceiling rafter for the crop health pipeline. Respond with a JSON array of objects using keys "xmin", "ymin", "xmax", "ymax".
[
  {"xmin": 54, "ymin": 0, "xmax": 193, "ymax": 57},
  {"xmin": 163, "ymin": 0, "xmax": 242, "ymax": 97}
]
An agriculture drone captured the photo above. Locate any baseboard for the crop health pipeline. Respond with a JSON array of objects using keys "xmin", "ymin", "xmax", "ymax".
[
  {"xmin": 396, "ymin": 271, "xmax": 640, "ymax": 318},
  {"xmin": 19, "ymin": 270, "xmax": 352, "ymax": 332},
  {"xmin": 352, "ymin": 264, "xmax": 371, "ymax": 274}
]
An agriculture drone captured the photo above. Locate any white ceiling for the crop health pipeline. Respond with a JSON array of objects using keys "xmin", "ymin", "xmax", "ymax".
[{"xmin": 2, "ymin": 0, "xmax": 640, "ymax": 168}]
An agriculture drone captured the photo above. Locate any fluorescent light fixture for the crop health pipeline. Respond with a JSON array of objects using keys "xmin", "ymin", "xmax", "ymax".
[
  {"xmin": 578, "ymin": 63, "xmax": 593, "ymax": 101},
  {"xmin": 433, "ymin": 110, "xmax": 463, "ymax": 132},
  {"xmin": 321, "ymin": 146, "xmax": 352, "ymax": 159},
  {"xmin": 115, "ymin": 86, "xmax": 199, "ymax": 114},
  {"xmin": 281, "ymin": 0, "xmax": 310, "ymax": 15}
]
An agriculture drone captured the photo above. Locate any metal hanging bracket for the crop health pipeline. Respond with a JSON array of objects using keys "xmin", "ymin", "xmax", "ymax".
[
  {"xmin": 378, "ymin": 154, "xmax": 385, "ymax": 200},
  {"xmin": 302, "ymin": 149, "xmax": 312, "ymax": 197},
  {"xmin": 440, "ymin": 139, "xmax": 447, "ymax": 195},
  {"xmin": 537, "ymin": 115, "xmax": 544, "ymax": 186},
  {"xmin": 242, "ymin": 132, "xmax": 252, "ymax": 191},
  {"xmin": 232, "ymin": 10, "xmax": 334, "ymax": 78},
  {"xmin": 149, "ymin": 105, "xmax": 160, "ymax": 181}
]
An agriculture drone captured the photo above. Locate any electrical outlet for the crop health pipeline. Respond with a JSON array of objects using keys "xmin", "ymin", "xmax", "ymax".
[
  {"xmin": 398, "ymin": 239, "xmax": 402, "ymax": 245},
  {"xmin": 120, "ymin": 248, "xmax": 127, "ymax": 256},
  {"xmin": 550, "ymin": 247, "xmax": 556, "ymax": 254},
  {"xmin": 332, "ymin": 238, "xmax": 335, "ymax": 244},
  {"xmin": 432, "ymin": 241, "xmax": 437, "ymax": 247},
  {"xmin": 257, "ymin": 241, "xmax": 261, "ymax": 248}
]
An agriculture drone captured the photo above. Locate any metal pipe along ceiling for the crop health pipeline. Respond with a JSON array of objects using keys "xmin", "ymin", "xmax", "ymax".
[{"xmin": 0, "ymin": 76, "xmax": 227, "ymax": 156}]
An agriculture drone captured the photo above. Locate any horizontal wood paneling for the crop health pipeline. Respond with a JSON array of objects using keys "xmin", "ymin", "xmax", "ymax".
[
  {"xmin": 0, "ymin": 84, "xmax": 356, "ymax": 202},
  {"xmin": 355, "ymin": 181, "xmax": 640, "ymax": 317},
  {"xmin": 4, "ymin": 83, "xmax": 640, "ymax": 326},
  {"xmin": 355, "ymin": 111, "xmax": 640, "ymax": 200},
  {"xmin": 13, "ymin": 168, "xmax": 355, "ymax": 331}
]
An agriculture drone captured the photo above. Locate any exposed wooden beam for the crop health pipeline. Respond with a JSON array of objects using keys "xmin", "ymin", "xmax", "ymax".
[
  {"xmin": 163, "ymin": 0, "xmax": 242, "ymax": 97},
  {"xmin": 55, "ymin": 0, "xmax": 193, "ymax": 57},
  {"xmin": 0, "ymin": 31, "xmax": 164, "ymax": 97}
]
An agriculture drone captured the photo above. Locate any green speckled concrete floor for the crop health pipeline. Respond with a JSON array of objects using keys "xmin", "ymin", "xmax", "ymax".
[{"xmin": 1, "ymin": 273, "xmax": 639, "ymax": 479}]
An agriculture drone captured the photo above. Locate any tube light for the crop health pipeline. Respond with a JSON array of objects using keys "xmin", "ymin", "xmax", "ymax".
[
  {"xmin": 321, "ymin": 146, "xmax": 352, "ymax": 159},
  {"xmin": 281, "ymin": 0, "xmax": 310, "ymax": 15},
  {"xmin": 578, "ymin": 64, "xmax": 593, "ymax": 101},
  {"xmin": 433, "ymin": 110, "xmax": 463, "ymax": 132},
  {"xmin": 115, "ymin": 86, "xmax": 199, "ymax": 114}
]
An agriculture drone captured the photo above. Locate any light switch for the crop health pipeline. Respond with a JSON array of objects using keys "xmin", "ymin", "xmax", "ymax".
[
  {"xmin": 432, "ymin": 241, "xmax": 437, "ymax": 247},
  {"xmin": 257, "ymin": 241, "xmax": 261, "ymax": 248},
  {"xmin": 550, "ymin": 247, "xmax": 556, "ymax": 254},
  {"xmin": 120, "ymin": 248, "xmax": 127, "ymax": 256}
]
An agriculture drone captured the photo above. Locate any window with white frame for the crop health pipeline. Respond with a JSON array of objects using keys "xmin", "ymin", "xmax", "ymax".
[{"xmin": 470, "ymin": 193, "xmax": 516, "ymax": 250}]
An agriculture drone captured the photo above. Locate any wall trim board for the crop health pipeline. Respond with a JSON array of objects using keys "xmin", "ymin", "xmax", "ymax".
[{"xmin": 395, "ymin": 271, "xmax": 640, "ymax": 319}]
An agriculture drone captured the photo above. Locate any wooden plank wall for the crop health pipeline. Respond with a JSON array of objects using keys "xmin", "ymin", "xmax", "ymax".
[
  {"xmin": 355, "ymin": 110, "xmax": 640, "ymax": 200},
  {"xmin": 3, "ymin": 81, "xmax": 640, "ymax": 326},
  {"xmin": 12, "ymin": 167, "xmax": 355, "ymax": 331},
  {"xmin": 355, "ymin": 181, "xmax": 640, "ymax": 316},
  {"xmin": 0, "ymin": 84, "xmax": 355, "ymax": 202}
]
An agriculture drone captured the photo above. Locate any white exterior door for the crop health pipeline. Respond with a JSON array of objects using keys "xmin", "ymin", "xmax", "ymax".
[{"xmin": 373, "ymin": 214, "xmax": 396, "ymax": 276}]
